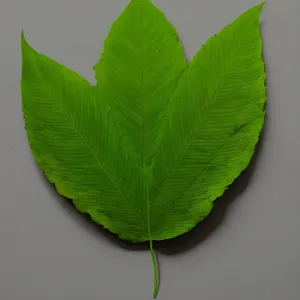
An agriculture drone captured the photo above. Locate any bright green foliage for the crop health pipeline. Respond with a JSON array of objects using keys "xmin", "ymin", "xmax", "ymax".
[{"xmin": 21, "ymin": 0, "xmax": 266, "ymax": 297}]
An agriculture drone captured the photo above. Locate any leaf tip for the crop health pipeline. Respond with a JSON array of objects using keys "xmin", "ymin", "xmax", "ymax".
[
  {"xmin": 259, "ymin": 1, "xmax": 266, "ymax": 9},
  {"xmin": 20, "ymin": 31, "xmax": 39, "ymax": 56},
  {"xmin": 21, "ymin": 30, "xmax": 29, "ymax": 50},
  {"xmin": 255, "ymin": 1, "xmax": 266, "ymax": 13},
  {"xmin": 21, "ymin": 30, "xmax": 25, "ymax": 43}
]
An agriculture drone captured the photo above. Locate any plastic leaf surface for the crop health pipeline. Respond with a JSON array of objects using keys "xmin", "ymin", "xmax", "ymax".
[{"xmin": 21, "ymin": 0, "xmax": 266, "ymax": 297}]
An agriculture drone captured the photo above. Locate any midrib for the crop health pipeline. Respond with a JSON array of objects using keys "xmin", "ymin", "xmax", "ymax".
[{"xmin": 138, "ymin": 19, "xmax": 152, "ymax": 242}]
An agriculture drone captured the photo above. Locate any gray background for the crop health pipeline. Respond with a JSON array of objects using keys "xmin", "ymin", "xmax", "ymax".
[{"xmin": 0, "ymin": 0, "xmax": 299, "ymax": 299}]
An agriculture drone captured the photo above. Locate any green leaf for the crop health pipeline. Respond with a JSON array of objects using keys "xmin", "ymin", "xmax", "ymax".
[
  {"xmin": 93, "ymin": 0, "xmax": 187, "ymax": 197},
  {"xmin": 21, "ymin": 31, "xmax": 153, "ymax": 240},
  {"xmin": 150, "ymin": 2, "xmax": 266, "ymax": 241},
  {"xmin": 21, "ymin": 1, "xmax": 266, "ymax": 298}
]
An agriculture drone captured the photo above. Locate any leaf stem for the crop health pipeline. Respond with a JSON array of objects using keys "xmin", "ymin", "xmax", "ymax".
[{"xmin": 150, "ymin": 240, "xmax": 159, "ymax": 298}]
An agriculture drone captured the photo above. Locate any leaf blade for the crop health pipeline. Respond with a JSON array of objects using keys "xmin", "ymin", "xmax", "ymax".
[
  {"xmin": 21, "ymin": 32, "xmax": 148, "ymax": 242},
  {"xmin": 93, "ymin": 0, "xmax": 188, "ymax": 243},
  {"xmin": 150, "ymin": 3, "xmax": 266, "ymax": 240}
]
